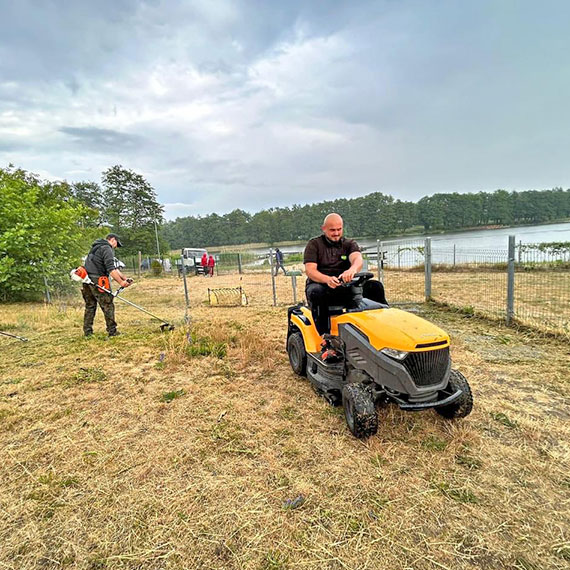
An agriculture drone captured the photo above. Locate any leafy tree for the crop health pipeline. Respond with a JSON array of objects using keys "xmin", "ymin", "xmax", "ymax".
[
  {"xmin": 0, "ymin": 166, "xmax": 97, "ymax": 301},
  {"xmin": 100, "ymin": 165, "xmax": 166, "ymax": 255},
  {"xmin": 70, "ymin": 181, "xmax": 103, "ymax": 227}
]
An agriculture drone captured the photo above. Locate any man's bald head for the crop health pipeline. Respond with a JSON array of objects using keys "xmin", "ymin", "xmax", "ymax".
[{"xmin": 322, "ymin": 213, "xmax": 344, "ymax": 242}]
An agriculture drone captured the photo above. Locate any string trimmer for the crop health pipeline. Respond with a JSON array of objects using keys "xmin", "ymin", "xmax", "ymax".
[{"xmin": 70, "ymin": 268, "xmax": 175, "ymax": 331}]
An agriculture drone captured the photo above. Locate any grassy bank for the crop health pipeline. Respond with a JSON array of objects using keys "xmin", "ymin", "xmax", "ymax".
[{"xmin": 1, "ymin": 274, "xmax": 568, "ymax": 569}]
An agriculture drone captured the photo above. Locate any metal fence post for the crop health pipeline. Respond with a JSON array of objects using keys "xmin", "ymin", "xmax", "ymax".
[
  {"xmin": 138, "ymin": 251, "xmax": 142, "ymax": 279},
  {"xmin": 292, "ymin": 274, "xmax": 297, "ymax": 304},
  {"xmin": 507, "ymin": 235, "xmax": 515, "ymax": 326},
  {"xmin": 425, "ymin": 238, "xmax": 432, "ymax": 301},
  {"xmin": 43, "ymin": 273, "xmax": 51, "ymax": 304},
  {"xmin": 181, "ymin": 249, "xmax": 190, "ymax": 323},
  {"xmin": 237, "ymin": 253, "xmax": 242, "ymax": 274},
  {"xmin": 379, "ymin": 241, "xmax": 384, "ymax": 283},
  {"xmin": 453, "ymin": 244, "xmax": 456, "ymax": 267},
  {"xmin": 269, "ymin": 248, "xmax": 277, "ymax": 306},
  {"xmin": 376, "ymin": 239, "xmax": 380, "ymax": 280}
]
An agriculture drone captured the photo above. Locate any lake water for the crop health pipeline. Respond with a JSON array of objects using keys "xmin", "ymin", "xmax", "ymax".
[
  {"xmin": 255, "ymin": 222, "xmax": 570, "ymax": 256},
  {"xmin": 360, "ymin": 221, "xmax": 570, "ymax": 252}
]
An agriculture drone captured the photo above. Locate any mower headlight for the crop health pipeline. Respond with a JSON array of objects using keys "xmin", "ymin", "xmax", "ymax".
[{"xmin": 381, "ymin": 348, "xmax": 409, "ymax": 361}]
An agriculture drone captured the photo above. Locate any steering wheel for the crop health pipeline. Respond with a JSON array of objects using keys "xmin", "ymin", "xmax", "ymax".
[{"xmin": 339, "ymin": 271, "xmax": 374, "ymax": 288}]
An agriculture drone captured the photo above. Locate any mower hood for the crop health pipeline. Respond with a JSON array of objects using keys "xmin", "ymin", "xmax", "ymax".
[{"xmin": 331, "ymin": 308, "xmax": 450, "ymax": 352}]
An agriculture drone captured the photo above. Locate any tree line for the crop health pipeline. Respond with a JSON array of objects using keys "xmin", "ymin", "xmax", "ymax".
[
  {"xmin": 163, "ymin": 188, "xmax": 570, "ymax": 248},
  {"xmin": 2, "ymin": 159, "xmax": 569, "ymax": 303}
]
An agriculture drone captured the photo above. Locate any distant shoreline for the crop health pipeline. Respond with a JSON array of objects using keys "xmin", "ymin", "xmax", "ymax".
[{"xmin": 201, "ymin": 219, "xmax": 570, "ymax": 253}]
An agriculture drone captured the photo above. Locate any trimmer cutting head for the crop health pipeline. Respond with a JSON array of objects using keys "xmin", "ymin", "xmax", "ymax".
[{"xmin": 160, "ymin": 323, "xmax": 175, "ymax": 332}]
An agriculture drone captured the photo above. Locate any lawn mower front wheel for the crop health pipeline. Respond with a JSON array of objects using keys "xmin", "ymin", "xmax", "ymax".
[
  {"xmin": 436, "ymin": 369, "xmax": 473, "ymax": 419},
  {"xmin": 342, "ymin": 383, "xmax": 378, "ymax": 439}
]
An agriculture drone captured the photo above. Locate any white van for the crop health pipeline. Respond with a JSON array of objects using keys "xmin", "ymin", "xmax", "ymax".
[{"xmin": 181, "ymin": 248, "xmax": 208, "ymax": 274}]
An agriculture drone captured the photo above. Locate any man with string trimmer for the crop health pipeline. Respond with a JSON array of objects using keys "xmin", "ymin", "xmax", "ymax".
[{"xmin": 81, "ymin": 233, "xmax": 133, "ymax": 338}]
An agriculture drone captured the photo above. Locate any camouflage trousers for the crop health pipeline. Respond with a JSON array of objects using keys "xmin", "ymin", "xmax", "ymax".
[{"xmin": 82, "ymin": 283, "xmax": 117, "ymax": 336}]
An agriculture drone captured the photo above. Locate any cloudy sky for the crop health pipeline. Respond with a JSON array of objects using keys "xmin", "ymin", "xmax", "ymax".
[{"xmin": 1, "ymin": 0, "xmax": 569, "ymax": 220}]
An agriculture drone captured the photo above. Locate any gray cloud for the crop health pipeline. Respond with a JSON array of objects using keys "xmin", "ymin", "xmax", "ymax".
[
  {"xmin": 1, "ymin": 0, "xmax": 569, "ymax": 218},
  {"xmin": 59, "ymin": 126, "xmax": 143, "ymax": 151}
]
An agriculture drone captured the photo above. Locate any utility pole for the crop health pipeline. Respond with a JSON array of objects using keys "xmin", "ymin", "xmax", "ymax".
[{"xmin": 154, "ymin": 220, "xmax": 161, "ymax": 258}]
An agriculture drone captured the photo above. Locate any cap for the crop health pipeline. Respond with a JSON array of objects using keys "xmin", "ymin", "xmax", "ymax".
[{"xmin": 106, "ymin": 233, "xmax": 123, "ymax": 247}]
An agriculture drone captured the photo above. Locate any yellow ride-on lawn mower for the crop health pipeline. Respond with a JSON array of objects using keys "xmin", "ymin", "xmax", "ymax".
[{"xmin": 286, "ymin": 272, "xmax": 473, "ymax": 438}]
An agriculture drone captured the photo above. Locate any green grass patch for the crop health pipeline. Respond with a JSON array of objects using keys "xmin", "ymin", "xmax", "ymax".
[
  {"xmin": 262, "ymin": 549, "xmax": 288, "ymax": 570},
  {"xmin": 69, "ymin": 366, "xmax": 107, "ymax": 385},
  {"xmin": 161, "ymin": 389, "xmax": 185, "ymax": 403},
  {"xmin": 490, "ymin": 411, "xmax": 518, "ymax": 429},
  {"xmin": 186, "ymin": 334, "xmax": 227, "ymax": 358},
  {"xmin": 370, "ymin": 454, "xmax": 388, "ymax": 468},
  {"xmin": 422, "ymin": 435, "xmax": 448, "ymax": 451},
  {"xmin": 0, "ymin": 377, "xmax": 22, "ymax": 386},
  {"xmin": 279, "ymin": 405, "xmax": 299, "ymax": 420},
  {"xmin": 455, "ymin": 453, "xmax": 482, "ymax": 470},
  {"xmin": 435, "ymin": 482, "xmax": 479, "ymax": 504}
]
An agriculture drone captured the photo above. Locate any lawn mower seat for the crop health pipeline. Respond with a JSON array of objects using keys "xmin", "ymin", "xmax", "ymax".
[
  {"xmin": 305, "ymin": 297, "xmax": 350, "ymax": 316},
  {"xmin": 327, "ymin": 304, "xmax": 346, "ymax": 316}
]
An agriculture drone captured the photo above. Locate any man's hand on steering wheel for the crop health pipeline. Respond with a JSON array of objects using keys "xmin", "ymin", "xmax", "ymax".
[
  {"xmin": 339, "ymin": 268, "xmax": 357, "ymax": 284},
  {"xmin": 325, "ymin": 275, "xmax": 341, "ymax": 289}
]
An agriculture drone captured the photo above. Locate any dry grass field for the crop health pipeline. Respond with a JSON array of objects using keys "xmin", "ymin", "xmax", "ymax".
[{"xmin": 1, "ymin": 273, "xmax": 568, "ymax": 569}]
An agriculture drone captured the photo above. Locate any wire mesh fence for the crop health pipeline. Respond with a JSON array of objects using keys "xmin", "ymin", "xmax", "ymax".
[
  {"xmin": 373, "ymin": 237, "xmax": 569, "ymax": 337},
  {"xmin": 430, "ymin": 247, "xmax": 509, "ymax": 321},
  {"xmin": 512, "ymin": 244, "xmax": 570, "ymax": 336},
  {"xmin": 48, "ymin": 237, "xmax": 568, "ymax": 337},
  {"xmin": 374, "ymin": 239, "xmax": 426, "ymax": 304}
]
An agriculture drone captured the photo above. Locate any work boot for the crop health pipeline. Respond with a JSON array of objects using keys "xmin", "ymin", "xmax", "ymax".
[
  {"xmin": 320, "ymin": 335, "xmax": 341, "ymax": 363},
  {"xmin": 108, "ymin": 330, "xmax": 121, "ymax": 337}
]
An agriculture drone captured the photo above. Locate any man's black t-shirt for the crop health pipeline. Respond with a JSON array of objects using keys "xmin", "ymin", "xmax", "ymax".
[{"xmin": 303, "ymin": 235, "xmax": 360, "ymax": 283}]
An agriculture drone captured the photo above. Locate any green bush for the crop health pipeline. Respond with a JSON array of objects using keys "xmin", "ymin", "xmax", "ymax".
[
  {"xmin": 0, "ymin": 166, "xmax": 98, "ymax": 301},
  {"xmin": 151, "ymin": 259, "xmax": 163, "ymax": 276}
]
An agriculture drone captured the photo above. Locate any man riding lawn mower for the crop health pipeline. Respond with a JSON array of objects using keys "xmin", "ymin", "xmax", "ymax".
[
  {"xmin": 289, "ymin": 213, "xmax": 473, "ymax": 439},
  {"xmin": 287, "ymin": 272, "xmax": 473, "ymax": 438}
]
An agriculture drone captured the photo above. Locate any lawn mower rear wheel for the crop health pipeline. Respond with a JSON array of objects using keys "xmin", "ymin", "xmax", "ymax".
[{"xmin": 287, "ymin": 331, "xmax": 307, "ymax": 376}]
